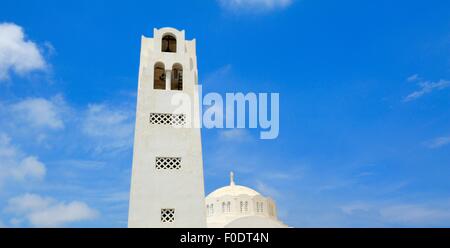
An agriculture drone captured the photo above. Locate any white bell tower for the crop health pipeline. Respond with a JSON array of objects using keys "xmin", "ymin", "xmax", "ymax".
[{"xmin": 128, "ymin": 27, "xmax": 206, "ymax": 227}]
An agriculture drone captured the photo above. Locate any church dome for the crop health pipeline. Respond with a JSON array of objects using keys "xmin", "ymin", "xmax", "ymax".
[
  {"xmin": 208, "ymin": 185, "xmax": 261, "ymax": 198},
  {"xmin": 205, "ymin": 172, "xmax": 288, "ymax": 228},
  {"xmin": 207, "ymin": 172, "xmax": 261, "ymax": 198}
]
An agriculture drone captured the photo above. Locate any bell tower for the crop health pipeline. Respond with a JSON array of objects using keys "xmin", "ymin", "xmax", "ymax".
[{"xmin": 128, "ymin": 27, "xmax": 206, "ymax": 227}]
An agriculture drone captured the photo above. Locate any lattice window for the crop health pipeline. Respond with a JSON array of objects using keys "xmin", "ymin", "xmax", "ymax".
[
  {"xmin": 222, "ymin": 202, "xmax": 226, "ymax": 213},
  {"xmin": 161, "ymin": 209, "xmax": 175, "ymax": 223},
  {"xmin": 207, "ymin": 204, "xmax": 214, "ymax": 216},
  {"xmin": 150, "ymin": 113, "xmax": 186, "ymax": 126},
  {"xmin": 244, "ymin": 201, "xmax": 248, "ymax": 212},
  {"xmin": 226, "ymin": 202, "xmax": 231, "ymax": 212},
  {"xmin": 256, "ymin": 202, "xmax": 264, "ymax": 213},
  {"xmin": 240, "ymin": 201, "xmax": 243, "ymax": 213},
  {"xmin": 155, "ymin": 157, "xmax": 182, "ymax": 170}
]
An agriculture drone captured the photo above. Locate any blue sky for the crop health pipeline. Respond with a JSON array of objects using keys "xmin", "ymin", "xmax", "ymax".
[{"xmin": 0, "ymin": 0, "xmax": 450, "ymax": 227}]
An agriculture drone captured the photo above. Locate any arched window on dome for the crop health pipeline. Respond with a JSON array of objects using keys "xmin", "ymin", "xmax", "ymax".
[
  {"xmin": 206, "ymin": 204, "xmax": 210, "ymax": 216},
  {"xmin": 211, "ymin": 204, "xmax": 214, "ymax": 215},
  {"xmin": 171, "ymin": 63, "xmax": 183, "ymax": 91},
  {"xmin": 154, "ymin": 62, "xmax": 166, "ymax": 90},
  {"xmin": 222, "ymin": 202, "xmax": 226, "ymax": 213},
  {"xmin": 162, "ymin": 35, "xmax": 177, "ymax": 53}
]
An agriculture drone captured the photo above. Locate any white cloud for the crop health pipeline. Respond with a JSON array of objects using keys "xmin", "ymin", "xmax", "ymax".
[
  {"xmin": 28, "ymin": 201, "xmax": 98, "ymax": 227},
  {"xmin": 404, "ymin": 75, "xmax": 450, "ymax": 102},
  {"xmin": 255, "ymin": 181, "xmax": 281, "ymax": 198},
  {"xmin": 0, "ymin": 133, "xmax": 46, "ymax": 185},
  {"xmin": 204, "ymin": 64, "xmax": 232, "ymax": 85},
  {"xmin": 341, "ymin": 202, "xmax": 371, "ymax": 215},
  {"xmin": 6, "ymin": 193, "xmax": 98, "ymax": 227},
  {"xmin": 0, "ymin": 133, "xmax": 17, "ymax": 158},
  {"xmin": 380, "ymin": 204, "xmax": 450, "ymax": 225},
  {"xmin": 1, "ymin": 97, "xmax": 132, "ymax": 154},
  {"xmin": 60, "ymin": 159, "xmax": 106, "ymax": 169},
  {"xmin": 82, "ymin": 104, "xmax": 134, "ymax": 153},
  {"xmin": 0, "ymin": 23, "xmax": 47, "ymax": 81},
  {"xmin": 407, "ymin": 74, "xmax": 420, "ymax": 82},
  {"xmin": 425, "ymin": 136, "xmax": 450, "ymax": 149},
  {"xmin": 102, "ymin": 191, "xmax": 130, "ymax": 203},
  {"xmin": 6, "ymin": 193, "xmax": 53, "ymax": 214},
  {"xmin": 341, "ymin": 201, "xmax": 450, "ymax": 226},
  {"xmin": 10, "ymin": 156, "xmax": 46, "ymax": 181},
  {"xmin": 219, "ymin": 129, "xmax": 252, "ymax": 141},
  {"xmin": 11, "ymin": 97, "xmax": 65, "ymax": 130},
  {"xmin": 218, "ymin": 0, "xmax": 293, "ymax": 12}
]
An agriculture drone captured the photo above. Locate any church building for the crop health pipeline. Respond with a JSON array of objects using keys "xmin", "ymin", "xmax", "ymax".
[
  {"xmin": 128, "ymin": 27, "xmax": 287, "ymax": 228},
  {"xmin": 206, "ymin": 172, "xmax": 288, "ymax": 228}
]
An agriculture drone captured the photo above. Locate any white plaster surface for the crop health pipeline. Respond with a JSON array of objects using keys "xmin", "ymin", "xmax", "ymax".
[
  {"xmin": 206, "ymin": 172, "xmax": 288, "ymax": 228},
  {"xmin": 128, "ymin": 27, "xmax": 206, "ymax": 228}
]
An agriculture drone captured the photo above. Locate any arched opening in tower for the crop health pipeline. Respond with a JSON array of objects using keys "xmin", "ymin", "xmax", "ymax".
[
  {"xmin": 171, "ymin": 63, "xmax": 183, "ymax": 91},
  {"xmin": 162, "ymin": 35, "xmax": 177, "ymax": 53},
  {"xmin": 154, "ymin": 62, "xmax": 166, "ymax": 90}
]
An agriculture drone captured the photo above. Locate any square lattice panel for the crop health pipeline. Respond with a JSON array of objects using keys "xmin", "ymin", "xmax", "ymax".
[
  {"xmin": 161, "ymin": 209, "xmax": 175, "ymax": 223},
  {"xmin": 150, "ymin": 113, "xmax": 186, "ymax": 126},
  {"xmin": 155, "ymin": 157, "xmax": 182, "ymax": 170}
]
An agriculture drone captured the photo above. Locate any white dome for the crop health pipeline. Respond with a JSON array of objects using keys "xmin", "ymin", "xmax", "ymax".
[
  {"xmin": 208, "ymin": 184, "xmax": 261, "ymax": 198},
  {"xmin": 205, "ymin": 172, "xmax": 287, "ymax": 228},
  {"xmin": 207, "ymin": 171, "xmax": 260, "ymax": 198}
]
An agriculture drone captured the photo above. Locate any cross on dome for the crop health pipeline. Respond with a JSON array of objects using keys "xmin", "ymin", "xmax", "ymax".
[{"xmin": 230, "ymin": 171, "xmax": 235, "ymax": 186}]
